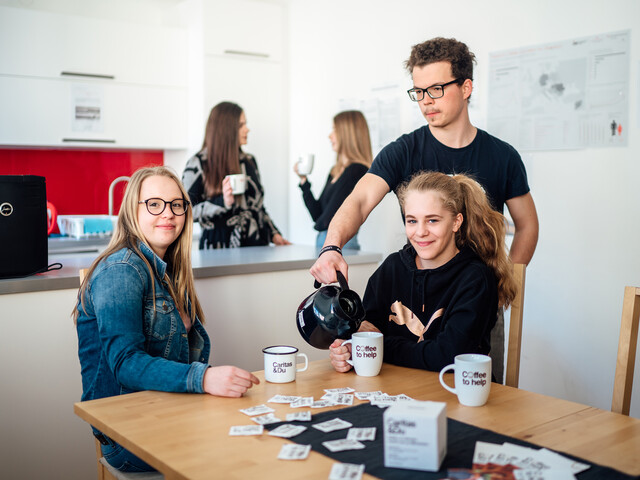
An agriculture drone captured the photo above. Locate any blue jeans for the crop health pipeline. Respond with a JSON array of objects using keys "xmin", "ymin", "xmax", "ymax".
[
  {"xmin": 316, "ymin": 230, "xmax": 360, "ymax": 250},
  {"xmin": 101, "ymin": 438, "xmax": 156, "ymax": 472}
]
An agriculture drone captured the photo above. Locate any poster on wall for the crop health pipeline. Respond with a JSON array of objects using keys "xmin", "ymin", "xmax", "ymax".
[
  {"xmin": 488, "ymin": 30, "xmax": 629, "ymax": 151},
  {"xmin": 71, "ymin": 83, "xmax": 105, "ymax": 133}
]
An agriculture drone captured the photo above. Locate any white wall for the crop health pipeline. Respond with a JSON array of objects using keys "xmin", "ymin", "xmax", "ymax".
[{"xmin": 287, "ymin": 0, "xmax": 640, "ymax": 417}]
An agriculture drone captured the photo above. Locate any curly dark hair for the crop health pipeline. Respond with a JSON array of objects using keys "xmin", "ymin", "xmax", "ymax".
[{"xmin": 405, "ymin": 37, "xmax": 476, "ymax": 82}]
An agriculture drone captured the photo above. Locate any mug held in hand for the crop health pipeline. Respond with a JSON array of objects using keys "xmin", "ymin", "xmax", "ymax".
[
  {"xmin": 342, "ymin": 332, "xmax": 383, "ymax": 377},
  {"xmin": 439, "ymin": 354, "xmax": 491, "ymax": 407},
  {"xmin": 296, "ymin": 154, "xmax": 314, "ymax": 176},
  {"xmin": 226, "ymin": 174, "xmax": 246, "ymax": 194}
]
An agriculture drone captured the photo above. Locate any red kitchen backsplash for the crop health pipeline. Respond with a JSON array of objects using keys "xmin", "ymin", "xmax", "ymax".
[{"xmin": 0, "ymin": 148, "xmax": 163, "ymax": 232}]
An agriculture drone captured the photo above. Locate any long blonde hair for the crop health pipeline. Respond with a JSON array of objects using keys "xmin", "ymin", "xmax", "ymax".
[
  {"xmin": 74, "ymin": 166, "xmax": 204, "ymax": 323},
  {"xmin": 330, "ymin": 110, "xmax": 373, "ymax": 179},
  {"xmin": 397, "ymin": 171, "xmax": 517, "ymax": 308}
]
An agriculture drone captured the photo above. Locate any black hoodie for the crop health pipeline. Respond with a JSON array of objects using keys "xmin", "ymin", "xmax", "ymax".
[{"xmin": 364, "ymin": 243, "xmax": 498, "ymax": 371}]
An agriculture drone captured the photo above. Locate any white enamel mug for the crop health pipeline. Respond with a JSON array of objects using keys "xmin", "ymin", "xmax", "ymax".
[
  {"xmin": 439, "ymin": 353, "xmax": 492, "ymax": 407},
  {"xmin": 262, "ymin": 345, "xmax": 308, "ymax": 383}
]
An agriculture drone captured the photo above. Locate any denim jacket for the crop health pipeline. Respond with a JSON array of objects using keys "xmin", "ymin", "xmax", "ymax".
[{"xmin": 76, "ymin": 242, "xmax": 210, "ymax": 404}]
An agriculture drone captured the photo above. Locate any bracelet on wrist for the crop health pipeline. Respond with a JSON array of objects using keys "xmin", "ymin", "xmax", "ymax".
[{"xmin": 318, "ymin": 245, "xmax": 342, "ymax": 258}]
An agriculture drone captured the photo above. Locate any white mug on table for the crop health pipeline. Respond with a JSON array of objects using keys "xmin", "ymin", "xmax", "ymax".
[
  {"xmin": 262, "ymin": 345, "xmax": 308, "ymax": 383},
  {"xmin": 343, "ymin": 332, "xmax": 383, "ymax": 377},
  {"xmin": 439, "ymin": 353, "xmax": 491, "ymax": 407}
]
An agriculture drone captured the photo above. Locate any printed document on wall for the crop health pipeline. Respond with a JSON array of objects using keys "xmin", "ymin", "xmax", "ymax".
[
  {"xmin": 71, "ymin": 83, "xmax": 105, "ymax": 133},
  {"xmin": 488, "ymin": 30, "xmax": 629, "ymax": 151}
]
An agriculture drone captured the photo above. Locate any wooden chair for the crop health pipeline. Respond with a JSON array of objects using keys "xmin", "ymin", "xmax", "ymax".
[
  {"xmin": 611, "ymin": 286, "xmax": 640, "ymax": 415},
  {"xmin": 505, "ymin": 263, "xmax": 526, "ymax": 388},
  {"xmin": 79, "ymin": 268, "xmax": 164, "ymax": 479}
]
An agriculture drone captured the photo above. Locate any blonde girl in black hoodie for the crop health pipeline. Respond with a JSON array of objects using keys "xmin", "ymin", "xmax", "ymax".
[{"xmin": 329, "ymin": 171, "xmax": 517, "ymax": 372}]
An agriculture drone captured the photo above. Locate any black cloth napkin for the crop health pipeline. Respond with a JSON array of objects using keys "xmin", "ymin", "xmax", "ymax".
[{"xmin": 266, "ymin": 403, "xmax": 639, "ymax": 480}]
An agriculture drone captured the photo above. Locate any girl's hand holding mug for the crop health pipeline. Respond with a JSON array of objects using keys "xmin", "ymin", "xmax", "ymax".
[{"xmin": 329, "ymin": 339, "xmax": 353, "ymax": 373}]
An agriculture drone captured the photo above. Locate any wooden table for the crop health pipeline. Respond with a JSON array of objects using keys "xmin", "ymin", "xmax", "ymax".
[{"xmin": 74, "ymin": 360, "xmax": 640, "ymax": 479}]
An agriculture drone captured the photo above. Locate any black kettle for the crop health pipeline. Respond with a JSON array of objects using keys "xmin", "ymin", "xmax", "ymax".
[{"xmin": 296, "ymin": 271, "xmax": 365, "ymax": 349}]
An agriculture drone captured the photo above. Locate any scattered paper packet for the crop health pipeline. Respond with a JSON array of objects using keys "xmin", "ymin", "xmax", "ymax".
[
  {"xmin": 278, "ymin": 443, "xmax": 311, "ymax": 460},
  {"xmin": 229, "ymin": 425, "xmax": 264, "ymax": 436},
  {"xmin": 239, "ymin": 404, "xmax": 275, "ymax": 417},
  {"xmin": 329, "ymin": 463, "xmax": 365, "ymax": 480}
]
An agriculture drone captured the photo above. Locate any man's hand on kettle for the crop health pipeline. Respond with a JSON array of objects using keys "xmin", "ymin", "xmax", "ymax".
[
  {"xmin": 329, "ymin": 339, "xmax": 353, "ymax": 373},
  {"xmin": 222, "ymin": 177, "xmax": 235, "ymax": 208},
  {"xmin": 310, "ymin": 251, "xmax": 349, "ymax": 284}
]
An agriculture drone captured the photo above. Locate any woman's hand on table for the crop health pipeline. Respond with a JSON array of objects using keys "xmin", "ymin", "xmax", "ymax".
[
  {"xmin": 203, "ymin": 366, "xmax": 260, "ymax": 397},
  {"xmin": 222, "ymin": 177, "xmax": 235, "ymax": 208},
  {"xmin": 272, "ymin": 233, "xmax": 291, "ymax": 245},
  {"xmin": 329, "ymin": 339, "xmax": 353, "ymax": 373}
]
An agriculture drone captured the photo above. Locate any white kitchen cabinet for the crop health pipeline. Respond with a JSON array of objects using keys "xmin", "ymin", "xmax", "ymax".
[
  {"xmin": 202, "ymin": 0, "xmax": 284, "ymax": 61},
  {"xmin": 0, "ymin": 6, "xmax": 187, "ymax": 87},
  {"xmin": 0, "ymin": 75, "xmax": 187, "ymax": 149},
  {"xmin": 0, "ymin": 6, "xmax": 188, "ymax": 149}
]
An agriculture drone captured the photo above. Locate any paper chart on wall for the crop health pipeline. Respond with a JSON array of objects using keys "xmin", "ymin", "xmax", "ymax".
[
  {"xmin": 71, "ymin": 83, "xmax": 105, "ymax": 133},
  {"xmin": 487, "ymin": 30, "xmax": 630, "ymax": 151}
]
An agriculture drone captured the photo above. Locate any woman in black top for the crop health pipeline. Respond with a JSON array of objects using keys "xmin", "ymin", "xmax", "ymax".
[
  {"xmin": 182, "ymin": 102, "xmax": 290, "ymax": 249},
  {"xmin": 294, "ymin": 110, "xmax": 372, "ymax": 250}
]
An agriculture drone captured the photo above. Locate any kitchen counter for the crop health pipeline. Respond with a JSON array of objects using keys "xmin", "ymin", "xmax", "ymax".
[{"xmin": 0, "ymin": 244, "xmax": 382, "ymax": 295}]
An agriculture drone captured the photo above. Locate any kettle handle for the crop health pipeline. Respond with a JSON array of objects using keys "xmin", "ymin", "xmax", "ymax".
[{"xmin": 313, "ymin": 270, "xmax": 349, "ymax": 290}]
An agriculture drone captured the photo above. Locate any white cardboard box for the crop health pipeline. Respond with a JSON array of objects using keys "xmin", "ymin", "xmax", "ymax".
[{"xmin": 383, "ymin": 401, "xmax": 447, "ymax": 472}]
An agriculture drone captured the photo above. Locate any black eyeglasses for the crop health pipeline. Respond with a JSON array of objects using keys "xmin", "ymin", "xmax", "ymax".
[
  {"xmin": 407, "ymin": 79, "xmax": 460, "ymax": 101},
  {"xmin": 138, "ymin": 198, "xmax": 190, "ymax": 216}
]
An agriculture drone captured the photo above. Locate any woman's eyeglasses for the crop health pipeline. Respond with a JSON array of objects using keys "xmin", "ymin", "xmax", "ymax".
[{"xmin": 138, "ymin": 198, "xmax": 190, "ymax": 216}]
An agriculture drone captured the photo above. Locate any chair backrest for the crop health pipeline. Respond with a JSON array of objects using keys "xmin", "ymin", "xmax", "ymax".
[
  {"xmin": 611, "ymin": 286, "xmax": 640, "ymax": 415},
  {"xmin": 505, "ymin": 263, "xmax": 526, "ymax": 388}
]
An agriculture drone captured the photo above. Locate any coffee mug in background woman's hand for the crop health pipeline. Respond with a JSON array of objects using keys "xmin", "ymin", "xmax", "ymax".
[{"xmin": 221, "ymin": 176, "xmax": 235, "ymax": 208}]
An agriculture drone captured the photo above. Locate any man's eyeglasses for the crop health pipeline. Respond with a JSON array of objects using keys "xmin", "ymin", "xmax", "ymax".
[
  {"xmin": 138, "ymin": 198, "xmax": 190, "ymax": 216},
  {"xmin": 407, "ymin": 79, "xmax": 460, "ymax": 101}
]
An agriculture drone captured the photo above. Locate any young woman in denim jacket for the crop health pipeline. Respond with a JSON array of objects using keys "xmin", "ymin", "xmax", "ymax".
[{"xmin": 74, "ymin": 166, "xmax": 259, "ymax": 472}]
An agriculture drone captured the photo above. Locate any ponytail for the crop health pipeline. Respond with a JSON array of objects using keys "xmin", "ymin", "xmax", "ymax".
[
  {"xmin": 454, "ymin": 176, "xmax": 517, "ymax": 308},
  {"xmin": 397, "ymin": 171, "xmax": 517, "ymax": 308}
]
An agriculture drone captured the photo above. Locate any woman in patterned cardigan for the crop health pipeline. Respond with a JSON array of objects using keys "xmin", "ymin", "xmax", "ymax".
[{"xmin": 182, "ymin": 102, "xmax": 290, "ymax": 249}]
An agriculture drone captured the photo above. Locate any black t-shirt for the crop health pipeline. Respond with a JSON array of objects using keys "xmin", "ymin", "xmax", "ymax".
[
  {"xmin": 368, "ymin": 126, "xmax": 529, "ymax": 213},
  {"xmin": 299, "ymin": 163, "xmax": 368, "ymax": 231}
]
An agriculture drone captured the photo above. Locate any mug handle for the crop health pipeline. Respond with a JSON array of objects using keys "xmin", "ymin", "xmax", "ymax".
[
  {"xmin": 342, "ymin": 339, "xmax": 354, "ymax": 367},
  {"xmin": 439, "ymin": 364, "xmax": 457, "ymax": 395},
  {"xmin": 296, "ymin": 353, "xmax": 309, "ymax": 372}
]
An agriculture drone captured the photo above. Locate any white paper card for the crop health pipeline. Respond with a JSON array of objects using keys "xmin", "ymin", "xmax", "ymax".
[
  {"xmin": 347, "ymin": 427, "xmax": 377, "ymax": 441},
  {"xmin": 286, "ymin": 411, "xmax": 312, "ymax": 422},
  {"xmin": 329, "ymin": 463, "xmax": 365, "ymax": 480},
  {"xmin": 239, "ymin": 404, "xmax": 275, "ymax": 416},
  {"xmin": 268, "ymin": 424, "xmax": 307, "ymax": 438},
  {"xmin": 251, "ymin": 413, "xmax": 281, "ymax": 425},
  {"xmin": 322, "ymin": 438, "xmax": 366, "ymax": 452},
  {"xmin": 278, "ymin": 443, "xmax": 311, "ymax": 460},
  {"xmin": 312, "ymin": 418, "xmax": 353, "ymax": 433},
  {"xmin": 229, "ymin": 425, "xmax": 264, "ymax": 436}
]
